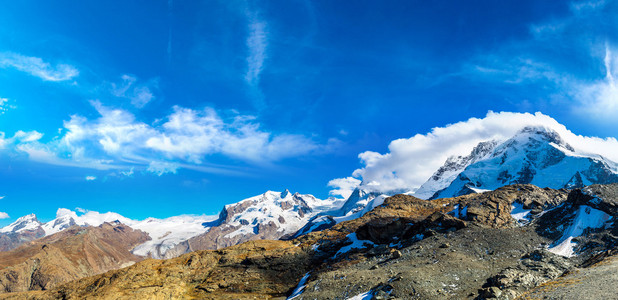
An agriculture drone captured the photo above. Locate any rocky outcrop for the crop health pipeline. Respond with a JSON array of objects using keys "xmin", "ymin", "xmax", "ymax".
[
  {"xmin": 7, "ymin": 240, "xmax": 313, "ymax": 299},
  {"xmin": 0, "ymin": 222, "xmax": 149, "ymax": 293}
]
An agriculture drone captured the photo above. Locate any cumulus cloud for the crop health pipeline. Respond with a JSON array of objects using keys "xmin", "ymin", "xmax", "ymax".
[
  {"xmin": 0, "ymin": 101, "xmax": 334, "ymax": 175},
  {"xmin": 111, "ymin": 75, "xmax": 157, "ymax": 108},
  {"xmin": 327, "ymin": 177, "xmax": 361, "ymax": 199},
  {"xmin": 0, "ymin": 52, "xmax": 78, "ymax": 81},
  {"xmin": 85, "ymin": 176, "xmax": 97, "ymax": 181},
  {"xmin": 0, "ymin": 212, "xmax": 8, "ymax": 219},
  {"xmin": 333, "ymin": 111, "xmax": 618, "ymax": 194}
]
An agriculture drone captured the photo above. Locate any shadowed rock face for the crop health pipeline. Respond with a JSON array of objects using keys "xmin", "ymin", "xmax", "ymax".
[
  {"xmin": 0, "ymin": 222, "xmax": 150, "ymax": 293},
  {"xmin": 10, "ymin": 184, "xmax": 618, "ymax": 300}
]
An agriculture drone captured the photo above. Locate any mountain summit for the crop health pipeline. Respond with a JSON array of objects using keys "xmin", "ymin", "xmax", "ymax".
[{"xmin": 416, "ymin": 126, "xmax": 618, "ymax": 199}]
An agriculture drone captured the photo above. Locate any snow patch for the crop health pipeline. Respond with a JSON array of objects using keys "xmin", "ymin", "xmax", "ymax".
[
  {"xmin": 511, "ymin": 202, "xmax": 532, "ymax": 224},
  {"xmin": 468, "ymin": 187, "xmax": 491, "ymax": 193},
  {"xmin": 448, "ymin": 204, "xmax": 467, "ymax": 219},
  {"xmin": 347, "ymin": 291, "xmax": 373, "ymax": 300},
  {"xmin": 548, "ymin": 205, "xmax": 612, "ymax": 257},
  {"xmin": 335, "ymin": 233, "xmax": 374, "ymax": 258},
  {"xmin": 287, "ymin": 272, "xmax": 310, "ymax": 299}
]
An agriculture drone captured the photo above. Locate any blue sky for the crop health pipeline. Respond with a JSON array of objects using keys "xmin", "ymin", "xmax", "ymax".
[{"xmin": 0, "ymin": 0, "xmax": 617, "ymax": 224}]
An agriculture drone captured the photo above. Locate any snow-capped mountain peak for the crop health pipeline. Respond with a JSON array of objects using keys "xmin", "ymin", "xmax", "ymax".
[
  {"xmin": 414, "ymin": 140, "xmax": 499, "ymax": 199},
  {"xmin": 417, "ymin": 126, "xmax": 618, "ymax": 199},
  {"xmin": 0, "ymin": 213, "xmax": 42, "ymax": 233}
]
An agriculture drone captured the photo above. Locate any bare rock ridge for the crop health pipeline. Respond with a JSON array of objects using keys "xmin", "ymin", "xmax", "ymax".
[
  {"xmin": 8, "ymin": 183, "xmax": 618, "ymax": 299},
  {"xmin": 0, "ymin": 222, "xmax": 149, "ymax": 293}
]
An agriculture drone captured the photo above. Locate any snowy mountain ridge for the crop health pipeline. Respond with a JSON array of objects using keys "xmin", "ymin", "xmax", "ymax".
[
  {"xmin": 0, "ymin": 214, "xmax": 41, "ymax": 234},
  {"xmin": 0, "ymin": 208, "xmax": 216, "ymax": 259},
  {"xmin": 418, "ymin": 126, "xmax": 618, "ymax": 199}
]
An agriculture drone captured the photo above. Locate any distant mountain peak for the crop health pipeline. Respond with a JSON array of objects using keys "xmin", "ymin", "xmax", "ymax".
[{"xmin": 0, "ymin": 213, "xmax": 42, "ymax": 233}]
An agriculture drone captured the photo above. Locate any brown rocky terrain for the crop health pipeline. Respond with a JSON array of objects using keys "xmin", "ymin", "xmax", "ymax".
[
  {"xmin": 0, "ymin": 222, "xmax": 150, "ymax": 293},
  {"xmin": 0, "ymin": 229, "xmax": 45, "ymax": 252},
  {"xmin": 5, "ymin": 183, "xmax": 618, "ymax": 299}
]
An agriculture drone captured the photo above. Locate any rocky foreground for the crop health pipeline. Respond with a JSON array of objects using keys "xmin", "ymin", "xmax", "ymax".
[{"xmin": 3, "ymin": 184, "xmax": 618, "ymax": 299}]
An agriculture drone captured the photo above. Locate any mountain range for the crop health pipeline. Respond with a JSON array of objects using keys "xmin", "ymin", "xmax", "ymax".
[
  {"xmin": 3, "ymin": 126, "xmax": 618, "ymax": 260},
  {"xmin": 2, "ymin": 125, "xmax": 618, "ymax": 298}
]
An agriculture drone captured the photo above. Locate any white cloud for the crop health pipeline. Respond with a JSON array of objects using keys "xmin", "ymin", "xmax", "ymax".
[
  {"xmin": 0, "ymin": 98, "xmax": 15, "ymax": 115},
  {"xmin": 334, "ymin": 111, "xmax": 618, "ymax": 194},
  {"xmin": 328, "ymin": 177, "xmax": 361, "ymax": 199},
  {"xmin": 569, "ymin": 44, "xmax": 618, "ymax": 120},
  {"xmin": 111, "ymin": 75, "xmax": 157, "ymax": 108},
  {"xmin": 0, "ymin": 101, "xmax": 333, "ymax": 175},
  {"xmin": 144, "ymin": 106, "xmax": 324, "ymax": 163},
  {"xmin": 85, "ymin": 176, "xmax": 97, "ymax": 181},
  {"xmin": 0, "ymin": 212, "xmax": 8, "ymax": 219},
  {"xmin": 75, "ymin": 207, "xmax": 87, "ymax": 213},
  {"xmin": 0, "ymin": 52, "xmax": 78, "ymax": 81},
  {"xmin": 147, "ymin": 161, "xmax": 178, "ymax": 176},
  {"xmin": 0, "ymin": 196, "xmax": 4, "ymax": 200},
  {"xmin": 121, "ymin": 167, "xmax": 134, "ymax": 177},
  {"xmin": 244, "ymin": 15, "xmax": 268, "ymax": 86},
  {"xmin": 464, "ymin": 1, "xmax": 618, "ymax": 123}
]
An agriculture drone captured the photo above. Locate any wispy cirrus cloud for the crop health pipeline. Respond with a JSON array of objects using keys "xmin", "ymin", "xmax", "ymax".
[
  {"xmin": 243, "ymin": 6, "xmax": 268, "ymax": 109},
  {"xmin": 0, "ymin": 52, "xmax": 78, "ymax": 81},
  {"xmin": 461, "ymin": 0, "xmax": 618, "ymax": 123},
  {"xmin": 111, "ymin": 75, "xmax": 158, "ymax": 108},
  {"xmin": 244, "ymin": 16, "xmax": 267, "ymax": 86}
]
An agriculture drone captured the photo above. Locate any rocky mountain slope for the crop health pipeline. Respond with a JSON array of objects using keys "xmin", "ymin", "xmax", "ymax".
[
  {"xmin": 416, "ymin": 126, "xmax": 618, "ymax": 199},
  {"xmin": 0, "ymin": 222, "xmax": 149, "ymax": 293},
  {"xmin": 11, "ymin": 183, "xmax": 618, "ymax": 299}
]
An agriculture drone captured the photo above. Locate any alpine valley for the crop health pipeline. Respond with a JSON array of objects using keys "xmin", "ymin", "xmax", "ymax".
[{"xmin": 3, "ymin": 125, "xmax": 618, "ymax": 299}]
